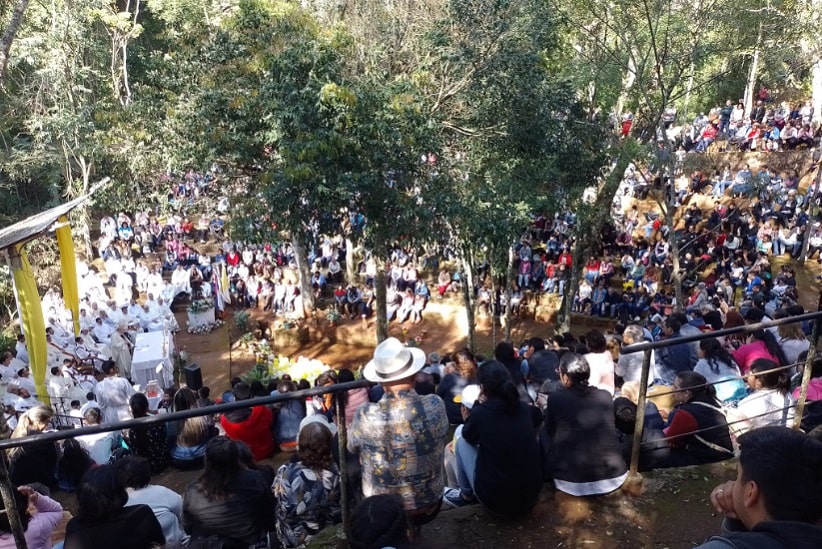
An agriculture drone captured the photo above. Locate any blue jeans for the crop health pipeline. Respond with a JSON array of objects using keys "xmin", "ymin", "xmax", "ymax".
[
  {"xmin": 456, "ymin": 436, "xmax": 478, "ymax": 497},
  {"xmin": 713, "ymin": 180, "xmax": 732, "ymax": 196}
]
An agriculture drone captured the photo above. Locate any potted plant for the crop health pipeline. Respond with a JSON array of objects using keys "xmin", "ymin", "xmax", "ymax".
[
  {"xmin": 234, "ymin": 310, "xmax": 252, "ymax": 333},
  {"xmin": 326, "ymin": 309, "xmax": 342, "ymax": 326}
]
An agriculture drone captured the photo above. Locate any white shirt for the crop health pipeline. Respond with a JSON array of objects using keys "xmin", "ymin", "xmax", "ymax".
[
  {"xmin": 735, "ymin": 389, "xmax": 795, "ymax": 433},
  {"xmin": 0, "ymin": 364, "xmax": 16, "ymax": 386},
  {"xmin": 14, "ymin": 342, "xmax": 29, "ymax": 364},
  {"xmin": 77, "ymin": 430, "xmax": 118, "ymax": 464},
  {"xmin": 584, "ymin": 351, "xmax": 615, "ymax": 395},
  {"xmin": 14, "ymin": 376, "xmax": 36, "ymax": 396},
  {"xmin": 14, "ymin": 395, "xmax": 41, "ymax": 413}
]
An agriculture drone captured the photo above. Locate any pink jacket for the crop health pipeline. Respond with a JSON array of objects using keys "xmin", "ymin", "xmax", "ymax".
[
  {"xmin": 0, "ymin": 494, "xmax": 63, "ymax": 549},
  {"xmin": 344, "ymin": 387, "xmax": 371, "ymax": 426},
  {"xmin": 793, "ymin": 378, "xmax": 822, "ymax": 401}
]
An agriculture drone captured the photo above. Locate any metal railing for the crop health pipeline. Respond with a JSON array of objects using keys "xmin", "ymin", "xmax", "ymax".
[
  {"xmin": 1, "ymin": 310, "xmax": 820, "ymax": 547},
  {"xmin": 621, "ymin": 309, "xmax": 822, "ymax": 478},
  {"xmin": 0, "ymin": 379, "xmax": 371, "ymax": 549}
]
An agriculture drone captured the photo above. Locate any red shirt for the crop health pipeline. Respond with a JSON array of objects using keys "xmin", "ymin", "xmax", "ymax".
[{"xmin": 558, "ymin": 252, "xmax": 572, "ymax": 267}]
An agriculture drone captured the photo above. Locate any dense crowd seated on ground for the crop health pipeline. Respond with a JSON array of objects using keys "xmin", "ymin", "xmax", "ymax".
[{"xmin": 3, "ymin": 95, "xmax": 822, "ymax": 545}]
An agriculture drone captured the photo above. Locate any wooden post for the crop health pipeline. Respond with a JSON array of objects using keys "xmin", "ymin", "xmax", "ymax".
[
  {"xmin": 625, "ymin": 348, "xmax": 652, "ymax": 496},
  {"xmin": 794, "ymin": 291, "xmax": 822, "ymax": 428},
  {"xmin": 335, "ymin": 395, "xmax": 350, "ymax": 548}
]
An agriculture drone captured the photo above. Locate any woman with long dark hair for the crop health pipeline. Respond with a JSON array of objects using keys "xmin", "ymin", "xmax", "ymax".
[
  {"xmin": 730, "ymin": 358, "xmax": 795, "ymax": 435},
  {"xmin": 732, "ymin": 329, "xmax": 788, "ymax": 374},
  {"xmin": 126, "ymin": 392, "xmax": 170, "ymax": 473},
  {"xmin": 182, "ymin": 437, "xmax": 274, "ymax": 547},
  {"xmin": 493, "ymin": 342, "xmax": 530, "ymax": 403},
  {"xmin": 657, "ymin": 371, "xmax": 734, "ymax": 469},
  {"xmin": 442, "ymin": 361, "xmax": 542, "ymax": 517},
  {"xmin": 64, "ymin": 465, "xmax": 164, "ymax": 548},
  {"xmin": 541, "ymin": 353, "xmax": 627, "ymax": 493},
  {"xmin": 694, "ymin": 338, "xmax": 746, "ymax": 403}
]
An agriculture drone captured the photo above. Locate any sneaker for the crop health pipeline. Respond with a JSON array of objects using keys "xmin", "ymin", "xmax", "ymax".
[{"xmin": 442, "ymin": 487, "xmax": 475, "ymax": 508}]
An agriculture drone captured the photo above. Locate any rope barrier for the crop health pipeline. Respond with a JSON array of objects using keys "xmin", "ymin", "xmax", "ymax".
[
  {"xmin": 637, "ymin": 400, "xmax": 800, "ymax": 448},
  {"xmin": 645, "ymin": 360, "xmax": 799, "ymax": 399}
]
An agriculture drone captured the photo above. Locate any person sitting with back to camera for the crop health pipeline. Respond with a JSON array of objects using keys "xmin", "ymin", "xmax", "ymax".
[
  {"xmin": 697, "ymin": 427, "xmax": 822, "ymax": 548},
  {"xmin": 540, "ymin": 353, "xmax": 628, "ymax": 495},
  {"xmin": 442, "ymin": 361, "xmax": 542, "ymax": 516}
]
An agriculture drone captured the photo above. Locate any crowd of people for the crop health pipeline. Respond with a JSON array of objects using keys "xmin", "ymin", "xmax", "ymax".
[
  {"xmin": 5, "ymin": 316, "xmax": 822, "ymax": 547},
  {"xmin": 678, "ymin": 97, "xmax": 818, "ymax": 154},
  {"xmin": 3, "ymin": 97, "xmax": 822, "ymax": 545}
]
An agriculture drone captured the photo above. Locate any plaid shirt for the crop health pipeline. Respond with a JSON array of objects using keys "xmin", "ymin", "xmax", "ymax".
[{"xmin": 348, "ymin": 388, "xmax": 448, "ymax": 511}]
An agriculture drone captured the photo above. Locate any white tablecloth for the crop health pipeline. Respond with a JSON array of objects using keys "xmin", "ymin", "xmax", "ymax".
[
  {"xmin": 187, "ymin": 308, "xmax": 216, "ymax": 329},
  {"xmin": 132, "ymin": 331, "xmax": 174, "ymax": 389}
]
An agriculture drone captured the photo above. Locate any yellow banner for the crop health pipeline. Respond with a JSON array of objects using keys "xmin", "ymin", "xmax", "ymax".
[
  {"xmin": 12, "ymin": 247, "xmax": 49, "ymax": 404},
  {"xmin": 56, "ymin": 216, "xmax": 80, "ymax": 336}
]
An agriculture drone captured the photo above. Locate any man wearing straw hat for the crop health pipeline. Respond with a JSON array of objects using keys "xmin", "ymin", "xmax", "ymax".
[{"xmin": 349, "ymin": 337, "xmax": 449, "ymax": 531}]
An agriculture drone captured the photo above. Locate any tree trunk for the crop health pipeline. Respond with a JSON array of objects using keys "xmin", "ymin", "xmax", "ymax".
[
  {"xmin": 503, "ymin": 246, "xmax": 515, "ymax": 342},
  {"xmin": 558, "ymin": 257, "xmax": 581, "ymax": 334},
  {"xmin": 682, "ymin": 61, "xmax": 695, "ymax": 120},
  {"xmin": 0, "ymin": 0, "xmax": 31, "ymax": 83},
  {"xmin": 374, "ymin": 258, "xmax": 388, "ymax": 343},
  {"xmin": 669, "ymin": 217, "xmax": 684, "ymax": 310},
  {"xmin": 614, "ymin": 50, "xmax": 638, "ymax": 119},
  {"xmin": 291, "ymin": 234, "xmax": 315, "ymax": 311},
  {"xmin": 743, "ymin": 22, "xmax": 763, "ymax": 116},
  {"xmin": 461, "ymin": 253, "xmax": 476, "ymax": 353},
  {"xmin": 490, "ymin": 276, "xmax": 498, "ymax": 349},
  {"xmin": 344, "ymin": 237, "xmax": 356, "ymax": 285},
  {"xmin": 75, "ymin": 160, "xmax": 94, "ymax": 259},
  {"xmin": 557, "ymin": 142, "xmax": 632, "ymax": 333},
  {"xmin": 812, "ymin": 59, "xmax": 822, "ymax": 127}
]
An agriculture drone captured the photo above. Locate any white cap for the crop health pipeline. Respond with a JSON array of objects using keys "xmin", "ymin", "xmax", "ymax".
[{"xmin": 454, "ymin": 384, "xmax": 481, "ymax": 410}]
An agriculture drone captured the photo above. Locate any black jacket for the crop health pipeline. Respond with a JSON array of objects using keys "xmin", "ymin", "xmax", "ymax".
[
  {"xmin": 183, "ymin": 468, "xmax": 274, "ymax": 545},
  {"xmin": 462, "ymin": 398, "xmax": 542, "ymax": 517},
  {"xmin": 543, "ymin": 385, "xmax": 627, "ymax": 484}
]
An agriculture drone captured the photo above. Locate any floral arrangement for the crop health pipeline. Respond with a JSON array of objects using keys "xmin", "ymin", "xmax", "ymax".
[
  {"xmin": 188, "ymin": 297, "xmax": 214, "ymax": 314},
  {"xmin": 249, "ymin": 352, "xmax": 331, "ymax": 385},
  {"xmin": 186, "ymin": 318, "xmax": 224, "ymax": 334}
]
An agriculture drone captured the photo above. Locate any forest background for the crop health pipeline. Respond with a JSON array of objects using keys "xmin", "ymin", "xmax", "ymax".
[{"xmin": 1, "ymin": 0, "xmax": 822, "ymax": 347}]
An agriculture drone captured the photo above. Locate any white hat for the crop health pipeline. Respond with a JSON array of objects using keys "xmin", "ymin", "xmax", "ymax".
[
  {"xmin": 117, "ymin": 320, "xmax": 129, "ymax": 331},
  {"xmin": 454, "ymin": 384, "xmax": 481, "ymax": 410},
  {"xmin": 299, "ymin": 414, "xmax": 338, "ymax": 438},
  {"xmin": 363, "ymin": 337, "xmax": 426, "ymax": 383}
]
